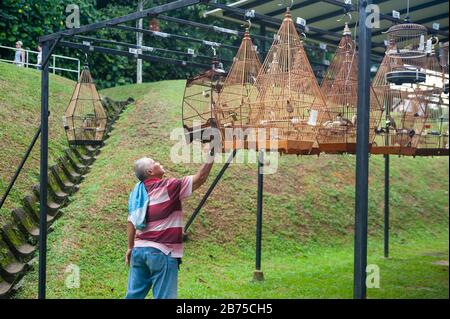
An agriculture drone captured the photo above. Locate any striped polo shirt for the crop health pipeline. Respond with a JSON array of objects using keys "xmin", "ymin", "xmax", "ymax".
[{"xmin": 133, "ymin": 175, "xmax": 193, "ymax": 258}]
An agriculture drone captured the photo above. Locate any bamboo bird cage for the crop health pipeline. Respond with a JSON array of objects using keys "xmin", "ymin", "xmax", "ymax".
[
  {"xmin": 246, "ymin": 9, "xmax": 327, "ymax": 154},
  {"xmin": 216, "ymin": 29, "xmax": 262, "ymax": 151},
  {"xmin": 182, "ymin": 58, "xmax": 227, "ymax": 143},
  {"xmin": 63, "ymin": 64, "xmax": 108, "ymax": 146},
  {"xmin": 415, "ymin": 40, "xmax": 449, "ymax": 156},
  {"xmin": 318, "ymin": 23, "xmax": 383, "ymax": 154},
  {"xmin": 372, "ymin": 22, "xmax": 434, "ymax": 156}
]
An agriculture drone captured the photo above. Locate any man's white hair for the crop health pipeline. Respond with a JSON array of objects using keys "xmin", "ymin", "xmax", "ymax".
[{"xmin": 134, "ymin": 157, "xmax": 154, "ymax": 181}]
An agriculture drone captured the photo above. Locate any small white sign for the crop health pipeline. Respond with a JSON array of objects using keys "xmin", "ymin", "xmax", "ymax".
[
  {"xmin": 129, "ymin": 48, "xmax": 138, "ymax": 54},
  {"xmin": 307, "ymin": 110, "xmax": 319, "ymax": 126},
  {"xmin": 82, "ymin": 41, "xmax": 90, "ymax": 46},
  {"xmin": 344, "ymin": 0, "xmax": 352, "ymax": 4},
  {"xmin": 319, "ymin": 43, "xmax": 327, "ymax": 50},
  {"xmin": 213, "ymin": 26, "xmax": 239, "ymax": 35},
  {"xmin": 153, "ymin": 31, "xmax": 169, "ymax": 38},
  {"xmin": 187, "ymin": 48, "xmax": 195, "ymax": 55},
  {"xmin": 203, "ymin": 40, "xmax": 220, "ymax": 47},
  {"xmin": 432, "ymin": 23, "xmax": 440, "ymax": 30},
  {"xmin": 141, "ymin": 45, "xmax": 154, "ymax": 52},
  {"xmin": 296, "ymin": 17, "xmax": 307, "ymax": 27},
  {"xmin": 245, "ymin": 9, "xmax": 255, "ymax": 18},
  {"xmin": 392, "ymin": 10, "xmax": 400, "ymax": 19}
]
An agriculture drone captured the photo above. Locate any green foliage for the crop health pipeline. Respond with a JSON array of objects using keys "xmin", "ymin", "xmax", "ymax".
[{"xmin": 0, "ymin": 0, "xmax": 328, "ymax": 88}]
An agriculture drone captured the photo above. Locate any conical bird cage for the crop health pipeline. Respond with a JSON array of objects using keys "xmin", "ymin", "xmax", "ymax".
[
  {"xmin": 318, "ymin": 23, "xmax": 383, "ymax": 154},
  {"xmin": 246, "ymin": 9, "xmax": 327, "ymax": 154},
  {"xmin": 416, "ymin": 40, "xmax": 449, "ymax": 156},
  {"xmin": 63, "ymin": 64, "xmax": 107, "ymax": 146},
  {"xmin": 182, "ymin": 58, "xmax": 227, "ymax": 143},
  {"xmin": 216, "ymin": 29, "xmax": 261, "ymax": 150}
]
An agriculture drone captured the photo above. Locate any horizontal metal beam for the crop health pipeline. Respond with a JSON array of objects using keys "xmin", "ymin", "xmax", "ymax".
[
  {"xmin": 322, "ymin": 0, "xmax": 449, "ymax": 37},
  {"xmin": 372, "ymin": 12, "xmax": 450, "ymax": 37},
  {"xmin": 40, "ymin": 0, "xmax": 204, "ymax": 42},
  {"xmin": 112, "ymin": 24, "xmax": 239, "ymax": 51},
  {"xmin": 205, "ymin": 1, "xmax": 386, "ymax": 49},
  {"xmin": 328, "ymin": 0, "xmax": 449, "ymax": 34},
  {"xmin": 266, "ymin": 0, "xmax": 318, "ymax": 17},
  {"xmin": 59, "ymin": 40, "xmax": 211, "ymax": 69},
  {"xmin": 159, "ymin": 15, "xmax": 270, "ymax": 43},
  {"xmin": 74, "ymin": 35, "xmax": 233, "ymax": 64},
  {"xmin": 158, "ymin": 14, "xmax": 330, "ymax": 54}
]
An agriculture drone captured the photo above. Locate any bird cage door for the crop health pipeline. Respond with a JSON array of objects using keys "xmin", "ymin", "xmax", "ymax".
[
  {"xmin": 216, "ymin": 29, "xmax": 261, "ymax": 151},
  {"xmin": 63, "ymin": 65, "xmax": 108, "ymax": 146},
  {"xmin": 416, "ymin": 43, "xmax": 449, "ymax": 156},
  {"xmin": 318, "ymin": 24, "xmax": 382, "ymax": 154},
  {"xmin": 372, "ymin": 23, "xmax": 434, "ymax": 156},
  {"xmin": 182, "ymin": 63, "xmax": 226, "ymax": 144},
  {"xmin": 246, "ymin": 9, "xmax": 328, "ymax": 154}
]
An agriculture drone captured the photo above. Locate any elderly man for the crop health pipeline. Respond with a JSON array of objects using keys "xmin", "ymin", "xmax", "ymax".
[{"xmin": 125, "ymin": 145, "xmax": 215, "ymax": 299}]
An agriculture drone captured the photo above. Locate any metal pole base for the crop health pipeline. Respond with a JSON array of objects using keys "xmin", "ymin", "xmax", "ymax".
[{"xmin": 252, "ymin": 270, "xmax": 264, "ymax": 282}]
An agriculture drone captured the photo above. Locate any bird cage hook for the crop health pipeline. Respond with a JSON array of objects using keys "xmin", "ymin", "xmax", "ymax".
[
  {"xmin": 84, "ymin": 53, "xmax": 89, "ymax": 66},
  {"xmin": 211, "ymin": 45, "xmax": 217, "ymax": 57},
  {"xmin": 241, "ymin": 19, "xmax": 252, "ymax": 32},
  {"xmin": 278, "ymin": 0, "xmax": 294, "ymax": 10},
  {"xmin": 337, "ymin": 12, "xmax": 352, "ymax": 23}
]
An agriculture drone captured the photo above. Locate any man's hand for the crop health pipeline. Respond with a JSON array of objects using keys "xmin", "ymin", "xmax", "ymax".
[{"xmin": 125, "ymin": 248, "xmax": 133, "ymax": 266}]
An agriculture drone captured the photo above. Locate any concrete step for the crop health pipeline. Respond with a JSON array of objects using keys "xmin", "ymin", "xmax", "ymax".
[
  {"xmin": 0, "ymin": 239, "xmax": 27, "ymax": 282},
  {"xmin": 58, "ymin": 158, "xmax": 83, "ymax": 184},
  {"xmin": 50, "ymin": 165, "xmax": 76, "ymax": 194},
  {"xmin": 22, "ymin": 195, "xmax": 55, "ymax": 225},
  {"xmin": 64, "ymin": 149, "xmax": 89, "ymax": 174},
  {"xmin": 70, "ymin": 147, "xmax": 95, "ymax": 166},
  {"xmin": 12, "ymin": 208, "xmax": 39, "ymax": 240},
  {"xmin": 1, "ymin": 224, "xmax": 36, "ymax": 261}
]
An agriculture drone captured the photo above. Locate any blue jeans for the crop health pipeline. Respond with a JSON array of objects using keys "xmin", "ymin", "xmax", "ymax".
[{"xmin": 125, "ymin": 247, "xmax": 178, "ymax": 299}]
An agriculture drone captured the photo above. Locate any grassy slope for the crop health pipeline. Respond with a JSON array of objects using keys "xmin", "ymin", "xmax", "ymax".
[
  {"xmin": 0, "ymin": 62, "xmax": 75, "ymax": 224},
  {"xmin": 13, "ymin": 80, "xmax": 449, "ymax": 299}
]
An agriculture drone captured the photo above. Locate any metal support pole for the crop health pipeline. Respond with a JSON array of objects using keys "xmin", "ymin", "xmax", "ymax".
[
  {"xmin": 0, "ymin": 126, "xmax": 41, "ymax": 211},
  {"xmin": 184, "ymin": 149, "xmax": 237, "ymax": 233},
  {"xmin": 136, "ymin": 0, "xmax": 144, "ymax": 84},
  {"xmin": 384, "ymin": 154, "xmax": 390, "ymax": 258},
  {"xmin": 353, "ymin": 0, "xmax": 372, "ymax": 299},
  {"xmin": 38, "ymin": 41, "xmax": 50, "ymax": 300},
  {"xmin": 253, "ymin": 149, "xmax": 264, "ymax": 281}
]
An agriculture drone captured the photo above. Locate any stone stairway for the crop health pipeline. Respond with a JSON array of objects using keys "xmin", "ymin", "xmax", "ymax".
[{"xmin": 0, "ymin": 96, "xmax": 134, "ymax": 298}]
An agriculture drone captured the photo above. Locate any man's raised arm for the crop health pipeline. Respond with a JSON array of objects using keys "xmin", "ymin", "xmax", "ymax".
[{"xmin": 192, "ymin": 144, "xmax": 215, "ymax": 191}]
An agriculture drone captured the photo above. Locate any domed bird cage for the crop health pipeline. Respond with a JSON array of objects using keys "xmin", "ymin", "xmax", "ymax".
[
  {"xmin": 416, "ymin": 40, "xmax": 449, "ymax": 156},
  {"xmin": 372, "ymin": 22, "xmax": 434, "ymax": 156},
  {"xmin": 318, "ymin": 23, "xmax": 382, "ymax": 154},
  {"xmin": 182, "ymin": 57, "xmax": 227, "ymax": 143},
  {"xmin": 246, "ymin": 9, "xmax": 328, "ymax": 154},
  {"xmin": 384, "ymin": 22, "xmax": 428, "ymax": 84},
  {"xmin": 63, "ymin": 63, "xmax": 108, "ymax": 146},
  {"xmin": 215, "ymin": 28, "xmax": 261, "ymax": 150}
]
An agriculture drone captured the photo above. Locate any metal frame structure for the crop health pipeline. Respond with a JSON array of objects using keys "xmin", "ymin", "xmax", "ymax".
[{"xmin": 32, "ymin": 0, "xmax": 447, "ymax": 300}]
